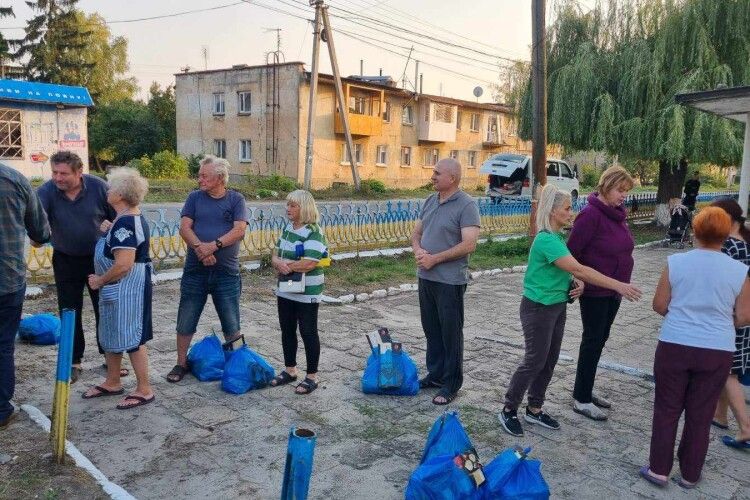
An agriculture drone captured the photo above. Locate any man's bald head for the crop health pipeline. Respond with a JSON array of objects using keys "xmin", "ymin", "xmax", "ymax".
[{"xmin": 436, "ymin": 158, "xmax": 462, "ymax": 182}]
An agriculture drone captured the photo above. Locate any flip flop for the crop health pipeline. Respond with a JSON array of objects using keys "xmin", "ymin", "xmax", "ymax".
[
  {"xmin": 166, "ymin": 364, "xmax": 189, "ymax": 383},
  {"xmin": 432, "ymin": 391, "xmax": 457, "ymax": 405},
  {"xmin": 82, "ymin": 385, "xmax": 124, "ymax": 399},
  {"xmin": 638, "ymin": 465, "xmax": 668, "ymax": 487},
  {"xmin": 722, "ymin": 435, "xmax": 750, "ymax": 450},
  {"xmin": 295, "ymin": 378, "xmax": 318, "ymax": 395},
  {"xmin": 711, "ymin": 420, "xmax": 729, "ymax": 430},
  {"xmin": 270, "ymin": 371, "xmax": 298, "ymax": 387},
  {"xmin": 116, "ymin": 394, "xmax": 156, "ymax": 410}
]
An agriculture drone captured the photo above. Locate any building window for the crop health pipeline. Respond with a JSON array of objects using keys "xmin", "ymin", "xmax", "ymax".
[
  {"xmin": 470, "ymin": 113, "xmax": 480, "ymax": 132},
  {"xmin": 433, "ymin": 104, "xmax": 453, "ymax": 123},
  {"xmin": 400, "ymin": 146, "xmax": 411, "ymax": 166},
  {"xmin": 467, "ymin": 150, "xmax": 477, "ymax": 167},
  {"xmin": 376, "ymin": 145, "xmax": 388, "ymax": 165},
  {"xmin": 456, "ymin": 110, "xmax": 462, "ymax": 130},
  {"xmin": 213, "ymin": 93, "xmax": 225, "ymax": 115},
  {"xmin": 341, "ymin": 143, "xmax": 363, "ymax": 165},
  {"xmin": 424, "ymin": 104, "xmax": 430, "ymax": 122},
  {"xmin": 424, "ymin": 148, "xmax": 439, "ymax": 167},
  {"xmin": 349, "ymin": 96, "xmax": 367, "ymax": 115},
  {"xmin": 402, "ymin": 105, "xmax": 413, "ymax": 125},
  {"xmin": 0, "ymin": 108, "xmax": 23, "ymax": 159},
  {"xmin": 239, "ymin": 139, "xmax": 252, "ymax": 162},
  {"xmin": 214, "ymin": 139, "xmax": 226, "ymax": 158},
  {"xmin": 449, "ymin": 150, "xmax": 458, "ymax": 160},
  {"xmin": 382, "ymin": 101, "xmax": 391, "ymax": 122},
  {"xmin": 238, "ymin": 91, "xmax": 251, "ymax": 114}
]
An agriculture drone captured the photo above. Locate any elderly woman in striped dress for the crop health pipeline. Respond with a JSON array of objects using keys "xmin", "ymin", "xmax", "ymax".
[{"xmin": 269, "ymin": 190, "xmax": 328, "ymax": 395}]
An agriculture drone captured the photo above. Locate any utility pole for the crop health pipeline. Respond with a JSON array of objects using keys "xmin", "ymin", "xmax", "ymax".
[
  {"xmin": 304, "ymin": 0, "xmax": 361, "ymax": 190},
  {"xmin": 530, "ymin": 0, "xmax": 547, "ymax": 236}
]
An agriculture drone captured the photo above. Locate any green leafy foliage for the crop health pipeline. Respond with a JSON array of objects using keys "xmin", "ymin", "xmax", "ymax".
[
  {"xmin": 89, "ymin": 99, "xmax": 162, "ymax": 165},
  {"xmin": 257, "ymin": 174, "xmax": 297, "ymax": 193},
  {"xmin": 359, "ymin": 179, "xmax": 387, "ymax": 194},
  {"xmin": 128, "ymin": 150, "xmax": 188, "ymax": 180},
  {"xmin": 185, "ymin": 153, "xmax": 204, "ymax": 178},
  {"xmin": 147, "ymin": 83, "xmax": 176, "ymax": 151},
  {"xmin": 578, "ymin": 165, "xmax": 600, "ymax": 188}
]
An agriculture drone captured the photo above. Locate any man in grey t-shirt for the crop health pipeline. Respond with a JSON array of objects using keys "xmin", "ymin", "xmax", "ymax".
[{"xmin": 411, "ymin": 158, "xmax": 480, "ymax": 405}]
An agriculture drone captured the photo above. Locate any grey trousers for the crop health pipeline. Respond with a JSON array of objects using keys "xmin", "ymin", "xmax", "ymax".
[{"xmin": 504, "ymin": 297, "xmax": 567, "ymax": 410}]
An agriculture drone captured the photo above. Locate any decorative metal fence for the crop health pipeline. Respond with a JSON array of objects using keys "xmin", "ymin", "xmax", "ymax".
[{"xmin": 25, "ymin": 191, "xmax": 739, "ymax": 282}]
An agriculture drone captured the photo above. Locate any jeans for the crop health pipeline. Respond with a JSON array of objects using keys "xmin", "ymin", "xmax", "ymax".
[
  {"xmin": 176, "ymin": 267, "xmax": 241, "ymax": 336},
  {"xmin": 505, "ymin": 297, "xmax": 567, "ymax": 410},
  {"xmin": 418, "ymin": 278, "xmax": 467, "ymax": 395},
  {"xmin": 277, "ymin": 296, "xmax": 320, "ymax": 373},
  {"xmin": 0, "ymin": 286, "xmax": 25, "ymax": 421},
  {"xmin": 573, "ymin": 296, "xmax": 621, "ymax": 403},
  {"xmin": 52, "ymin": 251, "xmax": 101, "ymax": 364}
]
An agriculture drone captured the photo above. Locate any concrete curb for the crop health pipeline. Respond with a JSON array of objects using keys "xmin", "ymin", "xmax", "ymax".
[{"xmin": 21, "ymin": 404, "xmax": 136, "ymax": 500}]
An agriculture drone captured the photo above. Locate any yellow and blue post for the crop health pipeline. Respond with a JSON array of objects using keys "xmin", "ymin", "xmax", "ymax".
[{"xmin": 50, "ymin": 308, "xmax": 75, "ymax": 464}]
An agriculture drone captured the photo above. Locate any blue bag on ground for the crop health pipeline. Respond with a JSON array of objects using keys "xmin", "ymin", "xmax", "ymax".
[
  {"xmin": 221, "ymin": 345, "xmax": 275, "ymax": 394},
  {"xmin": 187, "ymin": 334, "xmax": 225, "ymax": 381},
  {"xmin": 420, "ymin": 411, "xmax": 474, "ymax": 464},
  {"xmin": 405, "ymin": 454, "xmax": 480, "ymax": 500},
  {"xmin": 480, "ymin": 447, "xmax": 550, "ymax": 500},
  {"xmin": 361, "ymin": 346, "xmax": 419, "ymax": 396},
  {"xmin": 18, "ymin": 313, "xmax": 60, "ymax": 345}
]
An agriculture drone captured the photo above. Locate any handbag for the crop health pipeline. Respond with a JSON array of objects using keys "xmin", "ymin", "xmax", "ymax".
[{"xmin": 277, "ymin": 227, "xmax": 306, "ymax": 293}]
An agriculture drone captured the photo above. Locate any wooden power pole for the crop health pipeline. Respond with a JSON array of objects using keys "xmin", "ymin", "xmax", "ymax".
[
  {"xmin": 303, "ymin": 0, "xmax": 361, "ymax": 191},
  {"xmin": 530, "ymin": 0, "xmax": 547, "ymax": 235}
]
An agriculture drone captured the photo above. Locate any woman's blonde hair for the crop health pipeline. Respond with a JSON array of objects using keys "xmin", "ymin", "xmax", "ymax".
[
  {"xmin": 107, "ymin": 167, "xmax": 149, "ymax": 207},
  {"xmin": 536, "ymin": 184, "xmax": 571, "ymax": 232},
  {"xmin": 597, "ymin": 166, "xmax": 635, "ymax": 194},
  {"xmin": 286, "ymin": 189, "xmax": 319, "ymax": 224}
]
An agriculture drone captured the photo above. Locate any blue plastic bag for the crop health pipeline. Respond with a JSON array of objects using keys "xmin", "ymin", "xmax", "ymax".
[
  {"xmin": 187, "ymin": 334, "xmax": 225, "ymax": 381},
  {"xmin": 18, "ymin": 313, "xmax": 60, "ymax": 345},
  {"xmin": 480, "ymin": 448, "xmax": 550, "ymax": 500},
  {"xmin": 420, "ymin": 411, "xmax": 474, "ymax": 464},
  {"xmin": 361, "ymin": 347, "xmax": 419, "ymax": 396},
  {"xmin": 405, "ymin": 454, "xmax": 480, "ymax": 500},
  {"xmin": 221, "ymin": 345, "xmax": 276, "ymax": 394}
]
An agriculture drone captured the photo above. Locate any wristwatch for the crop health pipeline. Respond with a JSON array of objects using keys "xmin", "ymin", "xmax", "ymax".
[{"xmin": 215, "ymin": 239, "xmax": 223, "ymax": 249}]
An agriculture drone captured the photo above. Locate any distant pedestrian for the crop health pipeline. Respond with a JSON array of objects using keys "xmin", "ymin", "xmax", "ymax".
[
  {"xmin": 499, "ymin": 184, "xmax": 641, "ymax": 438},
  {"xmin": 34, "ymin": 151, "xmax": 116, "ymax": 383},
  {"xmin": 642, "ymin": 207, "xmax": 750, "ymax": 489},
  {"xmin": 411, "ymin": 158, "xmax": 481, "ymax": 405},
  {"xmin": 710, "ymin": 198, "xmax": 750, "ymax": 449},
  {"xmin": 269, "ymin": 190, "xmax": 328, "ymax": 395},
  {"xmin": 82, "ymin": 168, "xmax": 155, "ymax": 409},
  {"xmin": 682, "ymin": 171, "xmax": 701, "ymax": 211},
  {"xmin": 567, "ymin": 166, "xmax": 635, "ymax": 421},
  {"xmin": 0, "ymin": 162, "xmax": 50, "ymax": 427},
  {"xmin": 166, "ymin": 156, "xmax": 249, "ymax": 383}
]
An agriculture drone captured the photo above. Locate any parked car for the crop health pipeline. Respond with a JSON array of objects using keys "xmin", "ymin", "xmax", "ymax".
[{"xmin": 480, "ymin": 153, "xmax": 580, "ymax": 203}]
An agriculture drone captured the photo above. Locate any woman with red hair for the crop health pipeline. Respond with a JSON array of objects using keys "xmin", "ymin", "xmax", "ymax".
[{"xmin": 642, "ymin": 207, "xmax": 750, "ymax": 489}]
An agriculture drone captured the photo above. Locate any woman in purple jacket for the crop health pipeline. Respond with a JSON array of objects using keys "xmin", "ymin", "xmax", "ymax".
[{"xmin": 567, "ymin": 166, "xmax": 635, "ymax": 421}]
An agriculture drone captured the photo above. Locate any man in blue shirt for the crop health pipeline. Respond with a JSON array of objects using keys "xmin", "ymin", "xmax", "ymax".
[
  {"xmin": 34, "ymin": 151, "xmax": 116, "ymax": 383},
  {"xmin": 0, "ymin": 162, "xmax": 50, "ymax": 427},
  {"xmin": 166, "ymin": 156, "xmax": 249, "ymax": 383}
]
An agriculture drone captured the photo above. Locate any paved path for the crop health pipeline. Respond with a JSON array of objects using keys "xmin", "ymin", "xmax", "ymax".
[{"xmin": 14, "ymin": 246, "xmax": 750, "ymax": 499}]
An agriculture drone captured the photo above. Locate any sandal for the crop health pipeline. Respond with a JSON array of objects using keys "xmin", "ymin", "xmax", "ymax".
[
  {"xmin": 432, "ymin": 390, "xmax": 457, "ymax": 405},
  {"xmin": 711, "ymin": 420, "xmax": 729, "ymax": 430},
  {"xmin": 722, "ymin": 435, "xmax": 750, "ymax": 449},
  {"xmin": 82, "ymin": 385, "xmax": 124, "ymax": 399},
  {"xmin": 419, "ymin": 377, "xmax": 442, "ymax": 389},
  {"xmin": 295, "ymin": 378, "xmax": 319, "ymax": 395},
  {"xmin": 166, "ymin": 364, "xmax": 189, "ymax": 383},
  {"xmin": 270, "ymin": 371, "xmax": 298, "ymax": 387},
  {"xmin": 102, "ymin": 363, "xmax": 130, "ymax": 377},
  {"xmin": 116, "ymin": 394, "xmax": 156, "ymax": 410}
]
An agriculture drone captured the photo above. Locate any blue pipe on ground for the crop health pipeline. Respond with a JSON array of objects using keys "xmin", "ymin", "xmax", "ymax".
[{"xmin": 281, "ymin": 427, "xmax": 317, "ymax": 500}]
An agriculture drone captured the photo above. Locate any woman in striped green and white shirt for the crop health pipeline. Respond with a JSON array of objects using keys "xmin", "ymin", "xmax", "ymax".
[{"xmin": 269, "ymin": 190, "xmax": 328, "ymax": 395}]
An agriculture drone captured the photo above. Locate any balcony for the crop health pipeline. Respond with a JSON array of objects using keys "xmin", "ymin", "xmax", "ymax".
[
  {"xmin": 417, "ymin": 101, "xmax": 457, "ymax": 143},
  {"xmin": 334, "ymin": 83, "xmax": 384, "ymax": 137},
  {"xmin": 482, "ymin": 129, "xmax": 506, "ymax": 148}
]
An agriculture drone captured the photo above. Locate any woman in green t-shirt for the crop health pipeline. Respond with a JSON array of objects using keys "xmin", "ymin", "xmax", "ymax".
[{"xmin": 499, "ymin": 184, "xmax": 642, "ymax": 438}]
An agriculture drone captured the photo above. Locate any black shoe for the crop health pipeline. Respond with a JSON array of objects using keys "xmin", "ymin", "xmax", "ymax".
[
  {"xmin": 0, "ymin": 412, "xmax": 16, "ymax": 428},
  {"xmin": 524, "ymin": 407, "xmax": 560, "ymax": 430},
  {"xmin": 419, "ymin": 376, "xmax": 442, "ymax": 389},
  {"xmin": 499, "ymin": 407, "xmax": 524, "ymax": 437}
]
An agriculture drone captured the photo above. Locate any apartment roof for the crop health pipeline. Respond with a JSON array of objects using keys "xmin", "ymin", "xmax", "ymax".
[
  {"xmin": 174, "ymin": 61, "xmax": 306, "ymax": 77},
  {"xmin": 0, "ymin": 79, "xmax": 93, "ymax": 107}
]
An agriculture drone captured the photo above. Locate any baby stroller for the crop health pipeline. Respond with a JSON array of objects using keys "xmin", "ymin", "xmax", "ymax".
[{"xmin": 663, "ymin": 203, "xmax": 693, "ymax": 249}]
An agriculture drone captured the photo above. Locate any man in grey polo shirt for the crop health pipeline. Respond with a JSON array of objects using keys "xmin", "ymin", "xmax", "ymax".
[
  {"xmin": 411, "ymin": 157, "xmax": 480, "ymax": 405},
  {"xmin": 34, "ymin": 151, "xmax": 116, "ymax": 382}
]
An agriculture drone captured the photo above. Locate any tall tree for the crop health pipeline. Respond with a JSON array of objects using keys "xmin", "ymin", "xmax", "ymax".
[
  {"xmin": 147, "ymin": 82, "xmax": 176, "ymax": 152},
  {"xmin": 89, "ymin": 99, "xmax": 162, "ymax": 167},
  {"xmin": 0, "ymin": 6, "xmax": 14, "ymax": 76},
  {"xmin": 519, "ymin": 0, "xmax": 748, "ymax": 218}
]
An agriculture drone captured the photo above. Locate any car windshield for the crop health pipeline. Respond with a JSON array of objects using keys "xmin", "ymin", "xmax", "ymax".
[{"xmin": 489, "ymin": 153, "xmax": 525, "ymax": 163}]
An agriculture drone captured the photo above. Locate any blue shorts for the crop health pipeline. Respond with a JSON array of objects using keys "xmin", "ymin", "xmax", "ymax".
[{"xmin": 176, "ymin": 267, "xmax": 242, "ymax": 337}]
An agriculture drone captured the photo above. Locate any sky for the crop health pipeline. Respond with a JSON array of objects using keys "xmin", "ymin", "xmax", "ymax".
[{"xmin": 0, "ymin": 0, "xmax": 595, "ymax": 103}]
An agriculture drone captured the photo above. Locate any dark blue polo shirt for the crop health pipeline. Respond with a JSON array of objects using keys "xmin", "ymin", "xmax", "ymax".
[{"xmin": 37, "ymin": 174, "xmax": 116, "ymax": 257}]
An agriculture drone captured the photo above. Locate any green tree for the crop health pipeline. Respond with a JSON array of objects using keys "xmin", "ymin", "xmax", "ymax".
[
  {"xmin": 519, "ymin": 0, "xmax": 748, "ymax": 210},
  {"xmin": 89, "ymin": 99, "xmax": 162, "ymax": 166},
  {"xmin": 0, "ymin": 6, "xmax": 14, "ymax": 73},
  {"xmin": 147, "ymin": 82, "xmax": 176, "ymax": 151}
]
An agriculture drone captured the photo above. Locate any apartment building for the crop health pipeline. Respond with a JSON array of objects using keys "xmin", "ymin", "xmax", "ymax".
[{"xmin": 175, "ymin": 61, "xmax": 534, "ymax": 189}]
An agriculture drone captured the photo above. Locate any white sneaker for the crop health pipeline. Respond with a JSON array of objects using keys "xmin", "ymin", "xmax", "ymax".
[{"xmin": 573, "ymin": 400, "xmax": 608, "ymax": 421}]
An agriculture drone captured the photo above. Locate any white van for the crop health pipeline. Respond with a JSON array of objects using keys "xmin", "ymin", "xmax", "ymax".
[{"xmin": 480, "ymin": 153, "xmax": 580, "ymax": 203}]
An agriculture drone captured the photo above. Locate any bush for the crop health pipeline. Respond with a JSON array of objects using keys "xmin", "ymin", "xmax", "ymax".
[
  {"xmin": 579, "ymin": 165, "xmax": 599, "ymax": 188},
  {"xmin": 257, "ymin": 174, "xmax": 297, "ymax": 192},
  {"xmin": 186, "ymin": 153, "xmax": 204, "ymax": 178},
  {"xmin": 129, "ymin": 150, "xmax": 189, "ymax": 179},
  {"xmin": 360, "ymin": 179, "xmax": 387, "ymax": 194}
]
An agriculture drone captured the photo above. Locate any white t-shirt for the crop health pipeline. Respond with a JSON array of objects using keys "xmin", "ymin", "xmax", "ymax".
[{"xmin": 659, "ymin": 249, "xmax": 748, "ymax": 351}]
